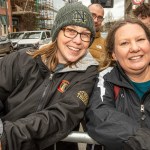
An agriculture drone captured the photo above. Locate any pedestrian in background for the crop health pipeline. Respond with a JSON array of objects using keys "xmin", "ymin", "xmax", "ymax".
[
  {"xmin": 133, "ymin": 3, "xmax": 150, "ymax": 30},
  {"xmin": 0, "ymin": 2, "xmax": 98, "ymax": 150},
  {"xmin": 86, "ymin": 17, "xmax": 150, "ymax": 150},
  {"xmin": 88, "ymin": 3, "xmax": 110, "ymax": 71}
]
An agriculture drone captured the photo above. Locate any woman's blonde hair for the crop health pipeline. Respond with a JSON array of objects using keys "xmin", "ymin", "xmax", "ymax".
[
  {"xmin": 27, "ymin": 41, "xmax": 58, "ymax": 72},
  {"xmin": 27, "ymin": 40, "xmax": 80, "ymax": 72},
  {"xmin": 98, "ymin": 52, "xmax": 112, "ymax": 71}
]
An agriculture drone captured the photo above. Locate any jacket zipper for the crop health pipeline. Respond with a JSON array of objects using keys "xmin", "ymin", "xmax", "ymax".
[
  {"xmin": 140, "ymin": 104, "xmax": 146, "ymax": 121},
  {"xmin": 37, "ymin": 73, "xmax": 54, "ymax": 111},
  {"xmin": 49, "ymin": 73, "xmax": 53, "ymax": 80}
]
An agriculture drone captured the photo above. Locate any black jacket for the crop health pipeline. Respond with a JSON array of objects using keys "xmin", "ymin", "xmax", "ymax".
[
  {"xmin": 86, "ymin": 64, "xmax": 150, "ymax": 150},
  {"xmin": 0, "ymin": 50, "xmax": 98, "ymax": 150}
]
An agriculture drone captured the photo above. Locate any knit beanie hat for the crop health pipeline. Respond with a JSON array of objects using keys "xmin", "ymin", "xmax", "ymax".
[{"xmin": 51, "ymin": 2, "xmax": 95, "ymax": 43}]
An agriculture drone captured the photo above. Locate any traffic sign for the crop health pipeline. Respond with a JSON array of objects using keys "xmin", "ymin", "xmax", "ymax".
[{"xmin": 132, "ymin": 0, "xmax": 144, "ymax": 5}]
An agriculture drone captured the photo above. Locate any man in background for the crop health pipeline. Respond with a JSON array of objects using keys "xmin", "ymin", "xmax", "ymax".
[
  {"xmin": 133, "ymin": 3, "xmax": 150, "ymax": 30},
  {"xmin": 88, "ymin": 3, "xmax": 108, "ymax": 71},
  {"xmin": 85, "ymin": 3, "xmax": 108, "ymax": 150}
]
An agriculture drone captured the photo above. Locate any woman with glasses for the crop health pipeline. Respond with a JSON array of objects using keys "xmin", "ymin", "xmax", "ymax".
[
  {"xmin": 0, "ymin": 2, "xmax": 98, "ymax": 150},
  {"xmin": 86, "ymin": 17, "xmax": 150, "ymax": 150}
]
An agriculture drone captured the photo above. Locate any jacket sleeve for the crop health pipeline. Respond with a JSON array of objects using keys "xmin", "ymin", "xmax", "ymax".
[
  {"xmin": 0, "ymin": 53, "xmax": 21, "ymax": 149},
  {"xmin": 0, "ymin": 53, "xmax": 20, "ymax": 100},
  {"xmin": 1, "ymin": 65, "xmax": 98, "ymax": 150},
  {"xmin": 85, "ymin": 71, "xmax": 139, "ymax": 150}
]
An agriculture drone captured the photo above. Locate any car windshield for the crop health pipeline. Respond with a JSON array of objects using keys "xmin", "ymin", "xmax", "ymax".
[
  {"xmin": 22, "ymin": 32, "xmax": 41, "ymax": 39},
  {"xmin": 0, "ymin": 36, "xmax": 7, "ymax": 42},
  {"xmin": 8, "ymin": 33, "xmax": 24, "ymax": 39}
]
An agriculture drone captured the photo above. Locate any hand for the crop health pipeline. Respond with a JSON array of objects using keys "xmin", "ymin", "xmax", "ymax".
[
  {"xmin": 123, "ymin": 128, "xmax": 150, "ymax": 150},
  {"xmin": 123, "ymin": 137, "xmax": 141, "ymax": 150}
]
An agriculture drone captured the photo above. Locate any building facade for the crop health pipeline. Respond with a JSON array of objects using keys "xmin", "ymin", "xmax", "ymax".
[
  {"xmin": 0, "ymin": 0, "xmax": 149, "ymax": 36},
  {"xmin": 0, "ymin": 0, "xmax": 11, "ymax": 35},
  {"xmin": 0, "ymin": 0, "xmax": 59, "ymax": 36}
]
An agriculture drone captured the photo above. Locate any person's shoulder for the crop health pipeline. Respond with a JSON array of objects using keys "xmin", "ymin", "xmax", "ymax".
[
  {"xmin": 12, "ymin": 49, "xmax": 35, "ymax": 65},
  {"xmin": 99, "ymin": 67, "xmax": 113, "ymax": 77},
  {"xmin": 100, "ymin": 34, "xmax": 106, "ymax": 41},
  {"xmin": 2, "ymin": 49, "xmax": 27, "ymax": 62},
  {"xmin": 82, "ymin": 52, "xmax": 99, "ymax": 66}
]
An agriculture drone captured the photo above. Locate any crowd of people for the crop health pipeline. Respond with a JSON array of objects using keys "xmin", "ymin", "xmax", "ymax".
[{"xmin": 0, "ymin": 1, "xmax": 149, "ymax": 150}]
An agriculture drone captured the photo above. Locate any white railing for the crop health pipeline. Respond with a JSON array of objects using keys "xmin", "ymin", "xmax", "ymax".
[
  {"xmin": 57, "ymin": 131, "xmax": 105, "ymax": 150},
  {"xmin": 62, "ymin": 131, "xmax": 99, "ymax": 144}
]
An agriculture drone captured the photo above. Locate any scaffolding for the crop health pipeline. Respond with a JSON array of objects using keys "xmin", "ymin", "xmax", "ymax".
[
  {"xmin": 11, "ymin": 0, "xmax": 37, "ymax": 15},
  {"xmin": 37, "ymin": 0, "xmax": 55, "ymax": 29},
  {"xmin": 11, "ymin": 0, "xmax": 56, "ymax": 31}
]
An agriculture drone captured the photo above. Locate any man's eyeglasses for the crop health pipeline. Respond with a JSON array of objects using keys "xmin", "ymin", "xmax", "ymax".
[
  {"xmin": 62, "ymin": 27, "xmax": 92, "ymax": 42},
  {"xmin": 91, "ymin": 13, "xmax": 104, "ymax": 22}
]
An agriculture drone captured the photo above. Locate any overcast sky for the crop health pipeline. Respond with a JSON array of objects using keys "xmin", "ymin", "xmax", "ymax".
[
  {"xmin": 53, "ymin": 0, "xmax": 125, "ymax": 21},
  {"xmin": 53, "ymin": 0, "xmax": 65, "ymax": 10}
]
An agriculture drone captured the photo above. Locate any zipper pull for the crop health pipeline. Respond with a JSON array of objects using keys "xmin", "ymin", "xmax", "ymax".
[
  {"xmin": 141, "ymin": 104, "xmax": 144, "ymax": 112},
  {"xmin": 49, "ymin": 74, "xmax": 53, "ymax": 80},
  {"xmin": 141, "ymin": 104, "xmax": 146, "ymax": 121}
]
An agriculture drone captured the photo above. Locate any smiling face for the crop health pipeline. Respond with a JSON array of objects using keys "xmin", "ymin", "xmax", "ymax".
[
  {"xmin": 112, "ymin": 23, "xmax": 150, "ymax": 77},
  {"xmin": 56, "ymin": 25, "xmax": 91, "ymax": 64}
]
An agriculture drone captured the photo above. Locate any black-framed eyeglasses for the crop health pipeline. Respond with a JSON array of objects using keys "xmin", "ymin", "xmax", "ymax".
[
  {"xmin": 62, "ymin": 27, "xmax": 92, "ymax": 42},
  {"xmin": 91, "ymin": 13, "xmax": 104, "ymax": 22}
]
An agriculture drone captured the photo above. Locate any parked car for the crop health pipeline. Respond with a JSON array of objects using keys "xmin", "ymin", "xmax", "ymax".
[
  {"xmin": 15, "ymin": 30, "xmax": 51, "ymax": 50},
  {"xmin": 7, "ymin": 31, "xmax": 25, "ymax": 47},
  {"xmin": 0, "ymin": 36, "xmax": 13, "ymax": 55}
]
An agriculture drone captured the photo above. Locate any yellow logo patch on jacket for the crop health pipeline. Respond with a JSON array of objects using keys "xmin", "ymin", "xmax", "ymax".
[{"xmin": 77, "ymin": 91, "xmax": 89, "ymax": 105}]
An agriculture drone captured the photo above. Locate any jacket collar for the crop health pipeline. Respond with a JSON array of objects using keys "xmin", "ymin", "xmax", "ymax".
[
  {"xmin": 35, "ymin": 51, "xmax": 99, "ymax": 74},
  {"xmin": 104, "ymin": 63, "xmax": 134, "ymax": 89},
  {"xmin": 95, "ymin": 31, "xmax": 101, "ymax": 38},
  {"xmin": 59, "ymin": 51, "xmax": 99, "ymax": 73}
]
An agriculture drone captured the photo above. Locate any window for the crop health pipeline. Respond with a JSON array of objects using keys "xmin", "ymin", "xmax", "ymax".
[
  {"xmin": 0, "ymin": 0, "xmax": 6, "ymax": 7},
  {"xmin": 41, "ymin": 32, "xmax": 46, "ymax": 39},
  {"xmin": 46, "ymin": 31, "xmax": 51, "ymax": 38},
  {"xmin": 0, "ymin": 15, "xmax": 7, "ymax": 25},
  {"xmin": 4, "ymin": 25, "xmax": 6, "ymax": 34}
]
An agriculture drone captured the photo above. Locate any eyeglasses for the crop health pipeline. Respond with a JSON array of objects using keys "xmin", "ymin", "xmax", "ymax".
[
  {"xmin": 62, "ymin": 27, "xmax": 92, "ymax": 42},
  {"xmin": 91, "ymin": 13, "xmax": 104, "ymax": 22}
]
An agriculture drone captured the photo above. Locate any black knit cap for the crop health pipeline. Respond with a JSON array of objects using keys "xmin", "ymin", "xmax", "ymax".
[{"xmin": 51, "ymin": 2, "xmax": 95, "ymax": 44}]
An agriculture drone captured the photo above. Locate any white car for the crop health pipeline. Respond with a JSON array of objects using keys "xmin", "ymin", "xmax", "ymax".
[
  {"xmin": 16, "ymin": 30, "xmax": 51, "ymax": 50},
  {"xmin": 0, "ymin": 36, "xmax": 13, "ymax": 55},
  {"xmin": 8, "ymin": 32, "xmax": 25, "ymax": 47}
]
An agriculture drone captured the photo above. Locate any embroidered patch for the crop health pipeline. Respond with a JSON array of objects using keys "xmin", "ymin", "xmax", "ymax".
[
  {"xmin": 58, "ymin": 80, "xmax": 70, "ymax": 93},
  {"xmin": 96, "ymin": 45, "xmax": 102, "ymax": 49},
  {"xmin": 73, "ymin": 10, "xmax": 87, "ymax": 24},
  {"xmin": 77, "ymin": 91, "xmax": 89, "ymax": 105}
]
